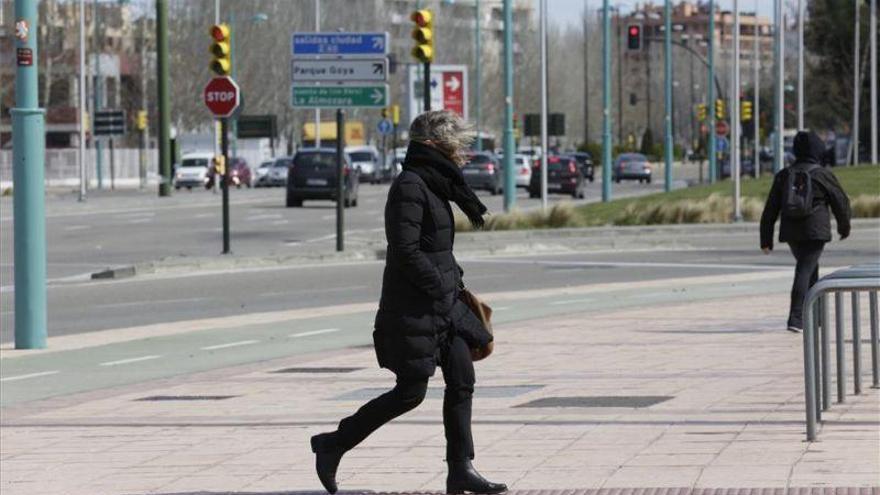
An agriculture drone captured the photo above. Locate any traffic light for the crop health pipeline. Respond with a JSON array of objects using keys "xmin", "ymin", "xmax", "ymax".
[
  {"xmin": 741, "ymin": 100, "xmax": 753, "ymax": 122},
  {"xmin": 209, "ymin": 23, "xmax": 232, "ymax": 76},
  {"xmin": 136, "ymin": 110, "xmax": 148, "ymax": 131},
  {"xmin": 381, "ymin": 107, "xmax": 388, "ymax": 119},
  {"xmin": 696, "ymin": 103, "xmax": 707, "ymax": 122},
  {"xmin": 715, "ymin": 99, "xmax": 726, "ymax": 120},
  {"xmin": 410, "ymin": 9, "xmax": 434, "ymax": 63},
  {"xmin": 627, "ymin": 25, "xmax": 642, "ymax": 51}
]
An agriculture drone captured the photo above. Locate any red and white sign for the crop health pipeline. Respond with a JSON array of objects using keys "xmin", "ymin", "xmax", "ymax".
[
  {"xmin": 203, "ymin": 76, "xmax": 240, "ymax": 118},
  {"xmin": 407, "ymin": 64, "xmax": 468, "ymax": 124},
  {"xmin": 715, "ymin": 120, "xmax": 730, "ymax": 137}
]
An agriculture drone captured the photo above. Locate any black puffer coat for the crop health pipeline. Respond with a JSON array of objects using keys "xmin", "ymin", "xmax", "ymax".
[
  {"xmin": 372, "ymin": 143, "xmax": 492, "ymax": 379},
  {"xmin": 760, "ymin": 131, "xmax": 851, "ymax": 249}
]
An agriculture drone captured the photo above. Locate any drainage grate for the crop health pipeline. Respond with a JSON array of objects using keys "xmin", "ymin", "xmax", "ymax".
[
  {"xmin": 334, "ymin": 385, "xmax": 543, "ymax": 401},
  {"xmin": 273, "ymin": 367, "xmax": 363, "ymax": 374},
  {"xmin": 135, "ymin": 395, "xmax": 238, "ymax": 402},
  {"xmin": 515, "ymin": 395, "xmax": 673, "ymax": 408}
]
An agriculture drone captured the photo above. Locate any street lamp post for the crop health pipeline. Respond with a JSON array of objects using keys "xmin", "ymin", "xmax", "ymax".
[
  {"xmin": 754, "ymin": 0, "xmax": 761, "ymax": 177},
  {"xmin": 79, "ymin": 0, "xmax": 87, "ymax": 201},
  {"xmin": 601, "ymin": 0, "xmax": 612, "ymax": 202},
  {"xmin": 156, "ymin": 0, "xmax": 171, "ymax": 196},
  {"xmin": 707, "ymin": 0, "xmax": 717, "ymax": 183},
  {"xmin": 732, "ymin": 0, "xmax": 742, "ymax": 221},
  {"xmin": 502, "ymin": 0, "xmax": 515, "ymax": 212},
  {"xmin": 540, "ymin": 0, "xmax": 548, "ymax": 211},
  {"xmin": 871, "ymin": 0, "xmax": 878, "ymax": 165},
  {"xmin": 12, "ymin": 0, "xmax": 48, "ymax": 348},
  {"xmin": 773, "ymin": 0, "xmax": 784, "ymax": 173},
  {"xmin": 853, "ymin": 0, "xmax": 861, "ymax": 166},
  {"xmin": 93, "ymin": 0, "xmax": 104, "ymax": 189},
  {"xmin": 663, "ymin": 0, "xmax": 673, "ymax": 193},
  {"xmin": 475, "ymin": 0, "xmax": 482, "ymax": 151}
]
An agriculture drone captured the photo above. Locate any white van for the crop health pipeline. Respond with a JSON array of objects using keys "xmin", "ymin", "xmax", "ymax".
[
  {"xmin": 174, "ymin": 152, "xmax": 213, "ymax": 190},
  {"xmin": 345, "ymin": 145, "xmax": 380, "ymax": 184}
]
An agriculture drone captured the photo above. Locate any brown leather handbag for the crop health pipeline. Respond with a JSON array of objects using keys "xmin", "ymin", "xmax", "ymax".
[{"xmin": 459, "ymin": 288, "xmax": 494, "ymax": 361}]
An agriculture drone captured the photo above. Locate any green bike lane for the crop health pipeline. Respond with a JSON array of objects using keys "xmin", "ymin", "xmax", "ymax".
[{"xmin": 0, "ymin": 267, "xmax": 792, "ymax": 408}]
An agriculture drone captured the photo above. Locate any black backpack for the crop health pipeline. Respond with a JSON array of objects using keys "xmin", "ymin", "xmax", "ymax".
[{"xmin": 782, "ymin": 163, "xmax": 820, "ymax": 219}]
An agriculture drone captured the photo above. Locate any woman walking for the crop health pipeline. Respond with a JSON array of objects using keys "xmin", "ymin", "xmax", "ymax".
[
  {"xmin": 760, "ymin": 130, "xmax": 851, "ymax": 332},
  {"xmin": 310, "ymin": 110, "xmax": 506, "ymax": 495}
]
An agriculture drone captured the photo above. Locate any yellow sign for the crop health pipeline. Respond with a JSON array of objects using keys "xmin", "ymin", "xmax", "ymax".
[
  {"xmin": 302, "ymin": 121, "xmax": 366, "ymax": 145},
  {"xmin": 391, "ymin": 104, "xmax": 400, "ymax": 125}
]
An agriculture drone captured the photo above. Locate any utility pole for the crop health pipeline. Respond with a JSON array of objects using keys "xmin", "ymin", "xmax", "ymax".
[
  {"xmin": 853, "ymin": 0, "xmax": 861, "ymax": 166},
  {"xmin": 797, "ymin": 0, "xmax": 804, "ymax": 130},
  {"xmin": 157, "ymin": 0, "xmax": 171, "ymax": 196},
  {"xmin": 616, "ymin": 13, "xmax": 623, "ymax": 143},
  {"xmin": 663, "ymin": 0, "xmax": 673, "ymax": 193},
  {"xmin": 583, "ymin": 0, "xmax": 589, "ymax": 144},
  {"xmin": 540, "ymin": 0, "xmax": 549, "ymax": 211},
  {"xmin": 314, "ymin": 0, "xmax": 321, "ymax": 148},
  {"xmin": 871, "ymin": 0, "xmax": 878, "ymax": 165},
  {"xmin": 140, "ymin": 14, "xmax": 149, "ymax": 189},
  {"xmin": 475, "ymin": 0, "xmax": 482, "ymax": 151},
  {"xmin": 602, "ymin": 0, "xmax": 612, "ymax": 202},
  {"xmin": 732, "ymin": 0, "xmax": 742, "ymax": 221},
  {"xmin": 79, "ymin": 0, "xmax": 87, "ymax": 201},
  {"xmin": 502, "ymin": 0, "xmax": 515, "ymax": 212},
  {"xmin": 12, "ymin": 0, "xmax": 48, "ymax": 348},
  {"xmin": 92, "ymin": 0, "xmax": 103, "ymax": 189},
  {"xmin": 754, "ymin": 0, "xmax": 761, "ymax": 177},
  {"xmin": 774, "ymin": 0, "xmax": 784, "ymax": 173},
  {"xmin": 707, "ymin": 0, "xmax": 717, "ymax": 182}
]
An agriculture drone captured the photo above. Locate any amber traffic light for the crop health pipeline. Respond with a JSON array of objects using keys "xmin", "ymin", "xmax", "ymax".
[
  {"xmin": 411, "ymin": 9, "xmax": 434, "ymax": 63},
  {"xmin": 209, "ymin": 23, "xmax": 232, "ymax": 76}
]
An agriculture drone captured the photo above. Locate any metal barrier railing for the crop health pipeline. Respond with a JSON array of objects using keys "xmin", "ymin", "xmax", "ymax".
[{"xmin": 802, "ymin": 263, "xmax": 880, "ymax": 441}]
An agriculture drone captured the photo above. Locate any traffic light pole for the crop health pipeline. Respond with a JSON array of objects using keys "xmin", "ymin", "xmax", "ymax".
[
  {"xmin": 12, "ymin": 0, "xmax": 48, "ymax": 349},
  {"xmin": 663, "ymin": 0, "xmax": 673, "ymax": 193},
  {"xmin": 502, "ymin": 0, "xmax": 516, "ymax": 212},
  {"xmin": 423, "ymin": 62, "xmax": 431, "ymax": 111},
  {"xmin": 220, "ymin": 118, "xmax": 231, "ymax": 254},
  {"xmin": 707, "ymin": 0, "xmax": 717, "ymax": 183}
]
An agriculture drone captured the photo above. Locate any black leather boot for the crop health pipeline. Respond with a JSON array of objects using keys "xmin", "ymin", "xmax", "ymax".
[
  {"xmin": 310, "ymin": 432, "xmax": 344, "ymax": 494},
  {"xmin": 446, "ymin": 460, "xmax": 507, "ymax": 494}
]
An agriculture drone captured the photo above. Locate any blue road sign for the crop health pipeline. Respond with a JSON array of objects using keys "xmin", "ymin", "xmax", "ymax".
[
  {"xmin": 377, "ymin": 119, "xmax": 393, "ymax": 135},
  {"xmin": 292, "ymin": 32, "xmax": 389, "ymax": 57},
  {"xmin": 716, "ymin": 137, "xmax": 729, "ymax": 153}
]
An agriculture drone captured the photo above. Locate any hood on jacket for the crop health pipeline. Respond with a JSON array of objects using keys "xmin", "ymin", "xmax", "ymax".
[{"xmin": 792, "ymin": 131, "xmax": 826, "ymax": 165}]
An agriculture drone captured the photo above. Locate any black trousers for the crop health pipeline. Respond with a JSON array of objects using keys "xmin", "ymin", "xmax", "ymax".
[
  {"xmin": 787, "ymin": 240, "xmax": 825, "ymax": 329},
  {"xmin": 334, "ymin": 334, "xmax": 476, "ymax": 462}
]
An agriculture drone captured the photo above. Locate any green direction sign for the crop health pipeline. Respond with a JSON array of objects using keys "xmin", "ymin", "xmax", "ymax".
[{"xmin": 291, "ymin": 85, "xmax": 388, "ymax": 108}]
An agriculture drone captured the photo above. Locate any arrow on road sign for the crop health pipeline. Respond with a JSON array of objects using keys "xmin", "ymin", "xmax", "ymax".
[
  {"xmin": 371, "ymin": 36, "xmax": 385, "ymax": 50},
  {"xmin": 372, "ymin": 63, "xmax": 384, "ymax": 74},
  {"xmin": 445, "ymin": 76, "xmax": 460, "ymax": 92},
  {"xmin": 371, "ymin": 88, "xmax": 383, "ymax": 104}
]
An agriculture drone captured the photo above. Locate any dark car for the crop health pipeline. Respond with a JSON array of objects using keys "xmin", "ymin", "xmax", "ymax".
[
  {"xmin": 528, "ymin": 155, "xmax": 586, "ymax": 199},
  {"xmin": 462, "ymin": 152, "xmax": 503, "ymax": 195},
  {"xmin": 286, "ymin": 149, "xmax": 359, "ymax": 207},
  {"xmin": 720, "ymin": 158, "xmax": 756, "ymax": 179},
  {"xmin": 206, "ymin": 157, "xmax": 252, "ymax": 188},
  {"xmin": 613, "ymin": 153, "xmax": 652, "ymax": 183},
  {"xmin": 569, "ymin": 152, "xmax": 595, "ymax": 182}
]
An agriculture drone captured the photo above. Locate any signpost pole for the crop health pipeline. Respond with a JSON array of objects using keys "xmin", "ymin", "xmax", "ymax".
[
  {"xmin": 221, "ymin": 117, "xmax": 231, "ymax": 254},
  {"xmin": 109, "ymin": 137, "xmax": 116, "ymax": 190},
  {"xmin": 12, "ymin": 0, "xmax": 48, "ymax": 349},
  {"xmin": 336, "ymin": 109, "xmax": 345, "ymax": 252}
]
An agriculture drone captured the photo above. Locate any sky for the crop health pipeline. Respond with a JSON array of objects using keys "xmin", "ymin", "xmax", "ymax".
[{"xmin": 546, "ymin": 0, "xmax": 778, "ymax": 28}]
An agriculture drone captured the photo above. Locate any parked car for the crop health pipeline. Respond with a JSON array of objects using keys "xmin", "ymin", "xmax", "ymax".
[
  {"xmin": 569, "ymin": 152, "xmax": 595, "ymax": 182},
  {"xmin": 462, "ymin": 152, "xmax": 503, "ymax": 195},
  {"xmin": 513, "ymin": 154, "xmax": 532, "ymax": 188},
  {"xmin": 346, "ymin": 145, "xmax": 381, "ymax": 184},
  {"xmin": 173, "ymin": 152, "xmax": 213, "ymax": 190},
  {"xmin": 286, "ymin": 149, "xmax": 359, "ymax": 207},
  {"xmin": 720, "ymin": 158, "xmax": 756, "ymax": 179},
  {"xmin": 207, "ymin": 157, "xmax": 252, "ymax": 188},
  {"xmin": 265, "ymin": 157, "xmax": 292, "ymax": 187},
  {"xmin": 253, "ymin": 160, "xmax": 274, "ymax": 187},
  {"xmin": 613, "ymin": 153, "xmax": 652, "ymax": 183},
  {"xmin": 528, "ymin": 155, "xmax": 586, "ymax": 199}
]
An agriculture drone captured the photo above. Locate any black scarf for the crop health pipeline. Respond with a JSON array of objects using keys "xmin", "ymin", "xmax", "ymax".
[{"xmin": 402, "ymin": 141, "xmax": 488, "ymax": 229}]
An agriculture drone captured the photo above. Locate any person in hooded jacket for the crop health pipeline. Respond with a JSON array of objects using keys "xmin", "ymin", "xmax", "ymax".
[
  {"xmin": 310, "ymin": 110, "xmax": 506, "ymax": 495},
  {"xmin": 760, "ymin": 130, "xmax": 852, "ymax": 333}
]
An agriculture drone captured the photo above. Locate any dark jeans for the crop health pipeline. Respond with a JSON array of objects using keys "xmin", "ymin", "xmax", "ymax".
[
  {"xmin": 787, "ymin": 240, "xmax": 825, "ymax": 329},
  {"xmin": 334, "ymin": 334, "xmax": 476, "ymax": 462}
]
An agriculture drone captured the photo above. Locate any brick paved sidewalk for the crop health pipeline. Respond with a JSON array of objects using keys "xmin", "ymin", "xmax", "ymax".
[{"xmin": 1, "ymin": 292, "xmax": 878, "ymax": 494}]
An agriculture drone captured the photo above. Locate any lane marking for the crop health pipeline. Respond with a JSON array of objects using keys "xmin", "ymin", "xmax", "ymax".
[
  {"xmin": 96, "ymin": 297, "xmax": 210, "ymax": 309},
  {"xmin": 470, "ymin": 259, "xmax": 789, "ymax": 271},
  {"xmin": 289, "ymin": 328, "xmax": 340, "ymax": 338},
  {"xmin": 550, "ymin": 298, "xmax": 593, "ymax": 306},
  {"xmin": 493, "ymin": 306, "xmax": 511, "ymax": 311},
  {"xmin": 127, "ymin": 218, "xmax": 153, "ymax": 224},
  {"xmin": 201, "ymin": 340, "xmax": 260, "ymax": 351},
  {"xmin": 247, "ymin": 214, "xmax": 282, "ymax": 221},
  {"xmin": 64, "ymin": 225, "xmax": 91, "ymax": 231},
  {"xmin": 99, "ymin": 355, "xmax": 162, "ymax": 367},
  {"xmin": 261, "ymin": 285, "xmax": 369, "ymax": 297},
  {"xmin": 1, "ymin": 371, "xmax": 59, "ymax": 382}
]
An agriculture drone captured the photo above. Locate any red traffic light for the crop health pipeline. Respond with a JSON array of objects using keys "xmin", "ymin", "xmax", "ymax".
[
  {"xmin": 629, "ymin": 26, "xmax": 640, "ymax": 36},
  {"xmin": 411, "ymin": 9, "xmax": 432, "ymax": 27},
  {"xmin": 627, "ymin": 24, "xmax": 642, "ymax": 50},
  {"xmin": 211, "ymin": 23, "xmax": 230, "ymax": 42}
]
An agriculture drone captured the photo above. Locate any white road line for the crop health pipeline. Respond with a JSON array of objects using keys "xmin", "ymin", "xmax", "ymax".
[
  {"xmin": 128, "ymin": 218, "xmax": 153, "ymax": 224},
  {"xmin": 471, "ymin": 259, "xmax": 788, "ymax": 271},
  {"xmin": 96, "ymin": 297, "xmax": 209, "ymax": 309},
  {"xmin": 64, "ymin": 225, "xmax": 91, "ymax": 231},
  {"xmin": 289, "ymin": 328, "xmax": 340, "ymax": 338},
  {"xmin": 550, "ymin": 298, "xmax": 593, "ymax": 306},
  {"xmin": 201, "ymin": 340, "xmax": 260, "ymax": 350},
  {"xmin": 99, "ymin": 355, "xmax": 162, "ymax": 367},
  {"xmin": 247, "ymin": 214, "xmax": 282, "ymax": 221},
  {"xmin": 1, "ymin": 371, "xmax": 60, "ymax": 382},
  {"xmin": 493, "ymin": 306, "xmax": 511, "ymax": 311}
]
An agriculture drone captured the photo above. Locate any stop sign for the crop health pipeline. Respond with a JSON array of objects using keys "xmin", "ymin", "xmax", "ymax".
[
  {"xmin": 204, "ymin": 76, "xmax": 240, "ymax": 117},
  {"xmin": 715, "ymin": 120, "xmax": 730, "ymax": 137}
]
